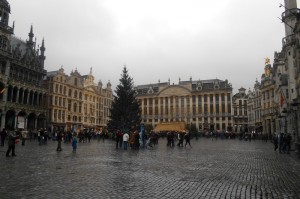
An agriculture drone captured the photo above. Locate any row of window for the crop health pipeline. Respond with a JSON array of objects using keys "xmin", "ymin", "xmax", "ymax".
[
  {"xmin": 143, "ymin": 103, "xmax": 231, "ymax": 115},
  {"xmin": 52, "ymin": 110, "xmax": 104, "ymax": 124},
  {"xmin": 141, "ymin": 94, "xmax": 232, "ymax": 106},
  {"xmin": 50, "ymin": 96, "xmax": 104, "ymax": 110}
]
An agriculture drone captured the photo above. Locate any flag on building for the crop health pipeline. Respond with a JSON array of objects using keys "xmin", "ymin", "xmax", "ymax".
[{"xmin": 0, "ymin": 88, "xmax": 5, "ymax": 94}]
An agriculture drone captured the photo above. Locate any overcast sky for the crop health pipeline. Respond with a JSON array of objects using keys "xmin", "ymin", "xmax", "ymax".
[{"xmin": 8, "ymin": 0, "xmax": 298, "ymax": 93}]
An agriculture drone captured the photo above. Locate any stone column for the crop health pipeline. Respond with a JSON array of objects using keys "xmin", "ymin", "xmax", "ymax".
[
  {"xmin": 225, "ymin": 93, "xmax": 229, "ymax": 131},
  {"xmin": 2, "ymin": 85, "xmax": 8, "ymax": 102},
  {"xmin": 14, "ymin": 114, "xmax": 18, "ymax": 130},
  {"xmin": 35, "ymin": 118, "xmax": 38, "ymax": 131},
  {"xmin": 15, "ymin": 88, "xmax": 19, "ymax": 103},
  {"xmin": 5, "ymin": 61, "xmax": 10, "ymax": 76},
  {"xmin": 21, "ymin": 89, "xmax": 24, "ymax": 104},
  {"xmin": 147, "ymin": 98, "xmax": 149, "ymax": 123},
  {"xmin": 36, "ymin": 93, "xmax": 40, "ymax": 106},
  {"xmin": 24, "ymin": 116, "xmax": 27, "ymax": 130}
]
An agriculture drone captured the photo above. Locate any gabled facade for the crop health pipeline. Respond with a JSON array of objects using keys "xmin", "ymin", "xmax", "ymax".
[
  {"xmin": 45, "ymin": 67, "xmax": 113, "ymax": 133},
  {"xmin": 135, "ymin": 78, "xmax": 233, "ymax": 132},
  {"xmin": 232, "ymin": 87, "xmax": 248, "ymax": 133},
  {"xmin": 247, "ymin": 80, "xmax": 262, "ymax": 134},
  {"xmin": 260, "ymin": 60, "xmax": 277, "ymax": 138}
]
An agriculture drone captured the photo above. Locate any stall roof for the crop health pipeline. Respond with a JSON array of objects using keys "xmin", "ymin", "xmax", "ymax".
[{"xmin": 154, "ymin": 122, "xmax": 186, "ymax": 132}]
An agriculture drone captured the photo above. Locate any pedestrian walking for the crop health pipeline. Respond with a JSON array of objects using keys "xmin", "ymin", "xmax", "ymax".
[
  {"xmin": 6, "ymin": 130, "xmax": 19, "ymax": 157},
  {"xmin": 56, "ymin": 132, "xmax": 63, "ymax": 151},
  {"xmin": 177, "ymin": 133, "xmax": 184, "ymax": 147},
  {"xmin": 21, "ymin": 130, "xmax": 28, "ymax": 146},
  {"xmin": 72, "ymin": 134, "xmax": 78, "ymax": 152},
  {"xmin": 273, "ymin": 133, "xmax": 278, "ymax": 151},
  {"xmin": 184, "ymin": 132, "xmax": 192, "ymax": 148},
  {"xmin": 278, "ymin": 132, "xmax": 284, "ymax": 153},
  {"xmin": 134, "ymin": 130, "xmax": 140, "ymax": 149},
  {"xmin": 116, "ymin": 130, "xmax": 122, "ymax": 149},
  {"xmin": 123, "ymin": 132, "xmax": 129, "ymax": 150}
]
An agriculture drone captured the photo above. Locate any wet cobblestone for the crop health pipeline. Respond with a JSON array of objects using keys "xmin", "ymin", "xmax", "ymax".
[{"xmin": 0, "ymin": 138, "xmax": 299, "ymax": 199}]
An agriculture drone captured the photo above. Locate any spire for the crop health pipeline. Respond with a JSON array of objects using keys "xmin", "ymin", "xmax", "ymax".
[
  {"xmin": 90, "ymin": 67, "xmax": 93, "ymax": 75},
  {"xmin": 29, "ymin": 25, "xmax": 34, "ymax": 42},
  {"xmin": 40, "ymin": 38, "xmax": 45, "ymax": 56},
  {"xmin": 39, "ymin": 38, "xmax": 46, "ymax": 68},
  {"xmin": 27, "ymin": 25, "xmax": 34, "ymax": 48}
]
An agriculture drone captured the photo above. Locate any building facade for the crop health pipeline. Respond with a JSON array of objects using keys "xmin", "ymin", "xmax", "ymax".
[
  {"xmin": 0, "ymin": 0, "xmax": 47, "ymax": 131},
  {"xmin": 247, "ymin": 80, "xmax": 263, "ymax": 134},
  {"xmin": 260, "ymin": 61, "xmax": 277, "ymax": 138},
  {"xmin": 270, "ymin": 0, "xmax": 300, "ymax": 145},
  {"xmin": 135, "ymin": 78, "xmax": 233, "ymax": 132},
  {"xmin": 44, "ymin": 67, "xmax": 113, "ymax": 133},
  {"xmin": 232, "ymin": 87, "xmax": 248, "ymax": 133}
]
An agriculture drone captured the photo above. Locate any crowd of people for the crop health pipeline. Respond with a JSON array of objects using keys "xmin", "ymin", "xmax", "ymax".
[
  {"xmin": 273, "ymin": 132, "xmax": 292, "ymax": 154},
  {"xmin": 1, "ymin": 126, "xmax": 297, "ymax": 157},
  {"xmin": 113, "ymin": 129, "xmax": 193, "ymax": 150}
]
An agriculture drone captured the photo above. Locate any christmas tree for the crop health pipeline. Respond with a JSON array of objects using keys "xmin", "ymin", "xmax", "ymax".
[{"xmin": 108, "ymin": 66, "xmax": 141, "ymax": 133}]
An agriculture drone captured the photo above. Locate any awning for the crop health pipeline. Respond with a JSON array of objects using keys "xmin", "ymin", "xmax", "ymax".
[{"xmin": 154, "ymin": 122, "xmax": 186, "ymax": 132}]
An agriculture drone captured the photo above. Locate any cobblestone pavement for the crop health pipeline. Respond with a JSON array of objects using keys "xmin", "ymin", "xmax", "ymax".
[{"xmin": 0, "ymin": 138, "xmax": 300, "ymax": 199}]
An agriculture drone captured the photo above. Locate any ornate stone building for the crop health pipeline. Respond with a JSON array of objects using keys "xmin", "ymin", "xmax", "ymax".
[
  {"xmin": 247, "ymin": 80, "xmax": 263, "ymax": 134},
  {"xmin": 44, "ymin": 67, "xmax": 112, "ymax": 133},
  {"xmin": 135, "ymin": 78, "xmax": 233, "ymax": 132},
  {"xmin": 0, "ymin": 0, "xmax": 47, "ymax": 131},
  {"xmin": 232, "ymin": 87, "xmax": 248, "ymax": 133},
  {"xmin": 260, "ymin": 61, "xmax": 277, "ymax": 138},
  {"xmin": 271, "ymin": 0, "xmax": 300, "ymax": 144}
]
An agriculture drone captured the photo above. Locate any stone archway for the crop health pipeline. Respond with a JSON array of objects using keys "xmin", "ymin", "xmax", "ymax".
[
  {"xmin": 27, "ymin": 113, "xmax": 36, "ymax": 130},
  {"xmin": 37, "ymin": 114, "xmax": 46, "ymax": 130},
  {"xmin": 5, "ymin": 110, "xmax": 15, "ymax": 130},
  {"xmin": 17, "ymin": 111, "xmax": 26, "ymax": 130}
]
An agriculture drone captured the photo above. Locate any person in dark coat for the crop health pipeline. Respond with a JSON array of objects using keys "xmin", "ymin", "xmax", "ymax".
[
  {"xmin": 6, "ymin": 130, "xmax": 19, "ymax": 157},
  {"xmin": 134, "ymin": 130, "xmax": 140, "ymax": 149},
  {"xmin": 56, "ymin": 131, "xmax": 63, "ymax": 151},
  {"xmin": 273, "ymin": 133, "xmax": 278, "ymax": 151},
  {"xmin": 184, "ymin": 132, "xmax": 192, "ymax": 147}
]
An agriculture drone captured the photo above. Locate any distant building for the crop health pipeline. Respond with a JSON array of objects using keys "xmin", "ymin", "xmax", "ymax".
[
  {"xmin": 232, "ymin": 87, "xmax": 248, "ymax": 133},
  {"xmin": 0, "ymin": 0, "xmax": 47, "ymax": 131},
  {"xmin": 135, "ymin": 78, "xmax": 233, "ymax": 132},
  {"xmin": 247, "ymin": 80, "xmax": 262, "ymax": 134},
  {"xmin": 44, "ymin": 67, "xmax": 113, "ymax": 133}
]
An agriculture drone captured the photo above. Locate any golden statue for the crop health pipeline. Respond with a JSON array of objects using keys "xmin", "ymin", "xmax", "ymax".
[{"xmin": 265, "ymin": 57, "xmax": 270, "ymax": 65}]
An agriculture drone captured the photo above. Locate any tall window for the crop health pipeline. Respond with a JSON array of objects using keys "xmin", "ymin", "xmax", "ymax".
[
  {"xmin": 73, "ymin": 103, "xmax": 77, "ymax": 112},
  {"xmin": 68, "ymin": 100, "xmax": 71, "ymax": 111}
]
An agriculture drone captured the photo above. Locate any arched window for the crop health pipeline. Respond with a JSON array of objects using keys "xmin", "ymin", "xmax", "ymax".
[
  {"xmin": 73, "ymin": 103, "xmax": 77, "ymax": 112},
  {"xmin": 74, "ymin": 90, "xmax": 77, "ymax": 98}
]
